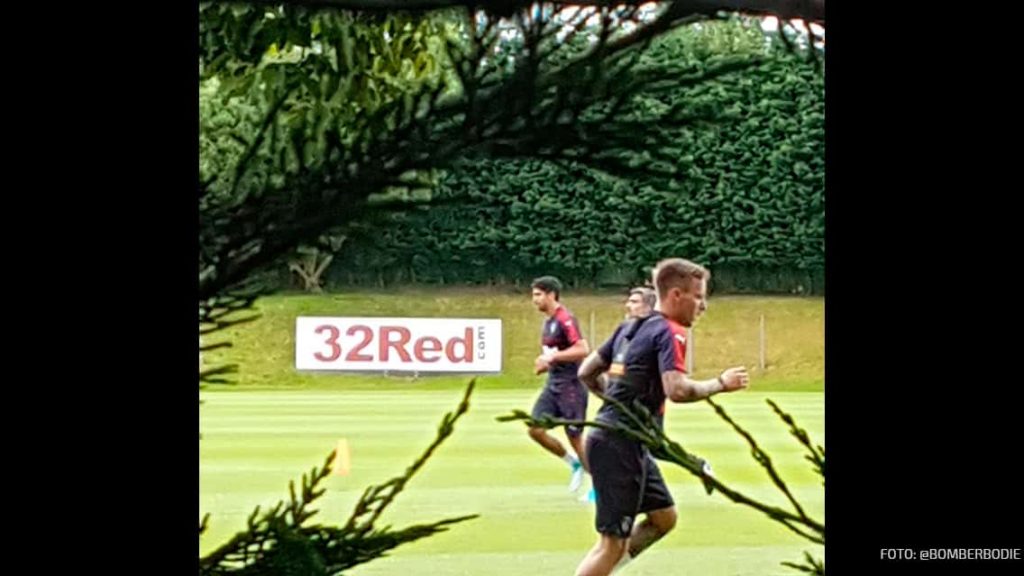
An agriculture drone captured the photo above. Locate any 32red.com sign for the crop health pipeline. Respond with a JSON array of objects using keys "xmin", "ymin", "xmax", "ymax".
[{"xmin": 295, "ymin": 317, "xmax": 502, "ymax": 373}]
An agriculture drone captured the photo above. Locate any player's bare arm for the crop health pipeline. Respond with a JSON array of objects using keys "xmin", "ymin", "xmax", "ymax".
[
  {"xmin": 578, "ymin": 351, "xmax": 609, "ymax": 394},
  {"xmin": 661, "ymin": 367, "xmax": 749, "ymax": 403}
]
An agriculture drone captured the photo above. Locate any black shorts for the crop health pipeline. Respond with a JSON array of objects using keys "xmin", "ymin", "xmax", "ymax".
[
  {"xmin": 587, "ymin": 428, "xmax": 675, "ymax": 538},
  {"xmin": 531, "ymin": 382, "xmax": 588, "ymax": 438}
]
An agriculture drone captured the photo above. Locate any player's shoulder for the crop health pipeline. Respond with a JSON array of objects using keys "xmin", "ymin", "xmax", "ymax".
[
  {"xmin": 554, "ymin": 306, "xmax": 576, "ymax": 321},
  {"xmin": 606, "ymin": 319, "xmax": 632, "ymax": 343},
  {"xmin": 636, "ymin": 314, "xmax": 675, "ymax": 343},
  {"xmin": 639, "ymin": 313, "xmax": 668, "ymax": 331},
  {"xmin": 658, "ymin": 317, "xmax": 688, "ymax": 350}
]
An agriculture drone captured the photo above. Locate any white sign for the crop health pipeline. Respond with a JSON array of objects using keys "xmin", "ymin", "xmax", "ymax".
[{"xmin": 295, "ymin": 317, "xmax": 503, "ymax": 373}]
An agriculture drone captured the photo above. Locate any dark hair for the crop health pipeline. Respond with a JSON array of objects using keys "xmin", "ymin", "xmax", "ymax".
[{"xmin": 531, "ymin": 276, "xmax": 563, "ymax": 300}]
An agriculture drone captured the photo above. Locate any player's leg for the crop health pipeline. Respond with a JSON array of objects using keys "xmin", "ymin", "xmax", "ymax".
[
  {"xmin": 625, "ymin": 456, "xmax": 678, "ymax": 560},
  {"xmin": 566, "ymin": 431, "xmax": 587, "ymax": 492},
  {"xmin": 561, "ymin": 383, "xmax": 589, "ymax": 491},
  {"xmin": 529, "ymin": 387, "xmax": 578, "ymax": 467},
  {"xmin": 582, "ymin": 430, "xmax": 643, "ymax": 575},
  {"xmin": 575, "ymin": 534, "xmax": 628, "ymax": 576},
  {"xmin": 626, "ymin": 506, "xmax": 677, "ymax": 559}
]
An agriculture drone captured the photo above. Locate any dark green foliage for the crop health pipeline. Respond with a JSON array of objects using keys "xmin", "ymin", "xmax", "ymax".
[{"xmin": 331, "ymin": 21, "xmax": 823, "ymax": 293}]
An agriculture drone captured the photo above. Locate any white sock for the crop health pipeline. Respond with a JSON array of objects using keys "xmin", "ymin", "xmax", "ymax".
[
  {"xmin": 563, "ymin": 453, "xmax": 579, "ymax": 467},
  {"xmin": 612, "ymin": 551, "xmax": 632, "ymax": 573}
]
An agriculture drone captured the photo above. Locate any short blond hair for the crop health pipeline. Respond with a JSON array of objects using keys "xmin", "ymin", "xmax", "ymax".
[{"xmin": 653, "ymin": 258, "xmax": 709, "ymax": 298}]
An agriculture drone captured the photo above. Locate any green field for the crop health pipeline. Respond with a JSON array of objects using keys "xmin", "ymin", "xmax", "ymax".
[
  {"xmin": 200, "ymin": 291, "xmax": 824, "ymax": 573},
  {"xmin": 201, "ymin": 290, "xmax": 824, "ymax": 391},
  {"xmin": 200, "ymin": 388, "xmax": 824, "ymax": 575}
]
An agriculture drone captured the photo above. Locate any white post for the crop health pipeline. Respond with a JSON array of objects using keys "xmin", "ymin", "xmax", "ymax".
[{"xmin": 759, "ymin": 314, "xmax": 766, "ymax": 370}]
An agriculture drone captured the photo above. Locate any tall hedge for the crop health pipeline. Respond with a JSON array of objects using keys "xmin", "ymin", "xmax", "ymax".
[{"xmin": 329, "ymin": 20, "xmax": 824, "ymax": 294}]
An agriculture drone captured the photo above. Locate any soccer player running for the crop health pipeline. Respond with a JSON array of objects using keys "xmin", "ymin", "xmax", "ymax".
[
  {"xmin": 574, "ymin": 259, "xmax": 750, "ymax": 576},
  {"xmin": 528, "ymin": 275, "xmax": 592, "ymax": 493},
  {"xmin": 577, "ymin": 285, "xmax": 659, "ymax": 503}
]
